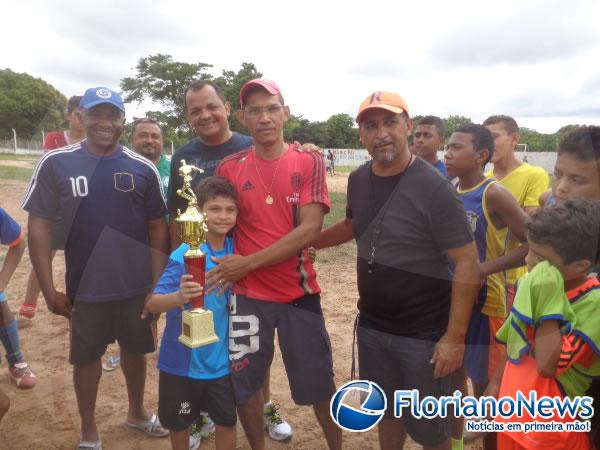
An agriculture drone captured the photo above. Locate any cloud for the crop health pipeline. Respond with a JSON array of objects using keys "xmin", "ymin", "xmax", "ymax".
[
  {"xmin": 579, "ymin": 74, "xmax": 600, "ymax": 96},
  {"xmin": 494, "ymin": 91, "xmax": 600, "ymax": 118},
  {"xmin": 349, "ymin": 59, "xmax": 414, "ymax": 78},
  {"xmin": 429, "ymin": 1, "xmax": 599, "ymax": 67},
  {"xmin": 35, "ymin": 0, "xmax": 194, "ymax": 57},
  {"xmin": 2, "ymin": 0, "xmax": 599, "ymax": 134}
]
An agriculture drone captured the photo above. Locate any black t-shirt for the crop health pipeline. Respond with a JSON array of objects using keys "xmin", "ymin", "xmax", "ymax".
[
  {"xmin": 346, "ymin": 157, "xmax": 473, "ymax": 336},
  {"xmin": 167, "ymin": 133, "xmax": 253, "ymax": 215}
]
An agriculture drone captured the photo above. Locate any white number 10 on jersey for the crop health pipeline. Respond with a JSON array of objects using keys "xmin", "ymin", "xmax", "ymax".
[{"xmin": 69, "ymin": 176, "xmax": 89, "ymax": 197}]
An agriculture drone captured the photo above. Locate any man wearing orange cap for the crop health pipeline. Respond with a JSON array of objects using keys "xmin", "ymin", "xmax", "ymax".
[
  {"xmin": 209, "ymin": 79, "xmax": 341, "ymax": 450},
  {"xmin": 315, "ymin": 92, "xmax": 480, "ymax": 449}
]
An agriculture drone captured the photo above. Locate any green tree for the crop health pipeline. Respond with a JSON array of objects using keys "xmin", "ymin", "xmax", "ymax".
[
  {"xmin": 120, "ymin": 54, "xmax": 213, "ymax": 138},
  {"xmin": 519, "ymin": 127, "xmax": 557, "ymax": 152},
  {"xmin": 0, "ymin": 69, "xmax": 66, "ymax": 139},
  {"xmin": 214, "ymin": 62, "xmax": 262, "ymax": 134},
  {"xmin": 443, "ymin": 115, "xmax": 472, "ymax": 138},
  {"xmin": 121, "ymin": 55, "xmax": 263, "ymax": 142},
  {"xmin": 325, "ymin": 114, "xmax": 360, "ymax": 148},
  {"xmin": 284, "ymin": 116, "xmax": 330, "ymax": 145}
]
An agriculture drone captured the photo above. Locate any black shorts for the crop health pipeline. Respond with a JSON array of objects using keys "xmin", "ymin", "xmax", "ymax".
[
  {"xmin": 69, "ymin": 295, "xmax": 155, "ymax": 367},
  {"xmin": 158, "ymin": 371, "xmax": 236, "ymax": 431},
  {"xmin": 357, "ymin": 325, "xmax": 452, "ymax": 447},
  {"xmin": 229, "ymin": 294, "xmax": 336, "ymax": 406}
]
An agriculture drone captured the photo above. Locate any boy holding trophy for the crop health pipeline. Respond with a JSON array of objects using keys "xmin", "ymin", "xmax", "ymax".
[{"xmin": 147, "ymin": 175, "xmax": 238, "ymax": 450}]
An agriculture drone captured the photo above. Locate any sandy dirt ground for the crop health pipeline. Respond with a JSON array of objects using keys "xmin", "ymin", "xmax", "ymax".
[
  {"xmin": 0, "ymin": 160, "xmax": 36, "ymax": 169},
  {"xmin": 0, "ymin": 175, "xmax": 481, "ymax": 449}
]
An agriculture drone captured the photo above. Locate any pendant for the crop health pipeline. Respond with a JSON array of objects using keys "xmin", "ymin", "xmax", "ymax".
[{"xmin": 266, "ymin": 194, "xmax": 274, "ymax": 205}]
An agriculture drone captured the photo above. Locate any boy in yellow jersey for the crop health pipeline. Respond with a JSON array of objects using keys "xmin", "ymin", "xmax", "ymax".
[
  {"xmin": 483, "ymin": 115, "xmax": 549, "ymax": 308},
  {"xmin": 445, "ymin": 124, "xmax": 530, "ymax": 450}
]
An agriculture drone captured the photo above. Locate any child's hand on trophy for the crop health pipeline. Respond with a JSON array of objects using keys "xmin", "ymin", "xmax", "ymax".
[{"xmin": 178, "ymin": 274, "xmax": 203, "ymax": 308}]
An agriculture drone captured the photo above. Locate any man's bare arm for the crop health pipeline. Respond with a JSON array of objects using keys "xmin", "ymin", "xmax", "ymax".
[
  {"xmin": 313, "ymin": 218, "xmax": 354, "ymax": 250},
  {"xmin": 28, "ymin": 214, "xmax": 71, "ymax": 318},
  {"xmin": 431, "ymin": 241, "xmax": 480, "ymax": 378},
  {"xmin": 168, "ymin": 217, "xmax": 181, "ymax": 251},
  {"xmin": 148, "ymin": 217, "xmax": 169, "ymax": 285},
  {"xmin": 481, "ymin": 184, "xmax": 529, "ymax": 277},
  {"xmin": 27, "ymin": 215, "xmax": 54, "ymax": 300}
]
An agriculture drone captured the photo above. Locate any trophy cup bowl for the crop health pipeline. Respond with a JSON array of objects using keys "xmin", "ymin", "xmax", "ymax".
[{"xmin": 176, "ymin": 160, "xmax": 219, "ymax": 348}]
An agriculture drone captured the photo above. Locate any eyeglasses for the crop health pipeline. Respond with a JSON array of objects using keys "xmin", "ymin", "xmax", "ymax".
[{"xmin": 243, "ymin": 104, "xmax": 283, "ymax": 117}]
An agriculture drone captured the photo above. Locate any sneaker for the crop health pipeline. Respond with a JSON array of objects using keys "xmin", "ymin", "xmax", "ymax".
[
  {"xmin": 197, "ymin": 413, "xmax": 215, "ymax": 438},
  {"xmin": 264, "ymin": 402, "xmax": 293, "ymax": 441},
  {"xmin": 189, "ymin": 422, "xmax": 202, "ymax": 450},
  {"xmin": 15, "ymin": 304, "xmax": 36, "ymax": 325},
  {"xmin": 102, "ymin": 353, "xmax": 120, "ymax": 372},
  {"xmin": 8, "ymin": 362, "xmax": 37, "ymax": 389}
]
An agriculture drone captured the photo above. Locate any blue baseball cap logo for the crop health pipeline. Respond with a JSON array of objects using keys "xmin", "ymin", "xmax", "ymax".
[
  {"xmin": 80, "ymin": 87, "xmax": 125, "ymax": 112},
  {"xmin": 330, "ymin": 380, "xmax": 387, "ymax": 432}
]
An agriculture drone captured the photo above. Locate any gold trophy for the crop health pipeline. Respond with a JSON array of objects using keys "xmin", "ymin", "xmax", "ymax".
[{"xmin": 175, "ymin": 160, "xmax": 219, "ymax": 348}]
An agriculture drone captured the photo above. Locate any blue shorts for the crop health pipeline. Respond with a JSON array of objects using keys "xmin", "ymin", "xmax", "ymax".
[
  {"xmin": 465, "ymin": 306, "xmax": 504, "ymax": 386},
  {"xmin": 357, "ymin": 325, "xmax": 452, "ymax": 447}
]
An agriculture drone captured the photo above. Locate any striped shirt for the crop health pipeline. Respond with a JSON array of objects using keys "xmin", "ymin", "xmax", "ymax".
[{"xmin": 22, "ymin": 141, "xmax": 166, "ymax": 302}]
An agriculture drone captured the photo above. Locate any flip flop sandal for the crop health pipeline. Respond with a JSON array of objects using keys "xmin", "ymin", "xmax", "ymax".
[
  {"xmin": 101, "ymin": 355, "xmax": 120, "ymax": 372},
  {"xmin": 76, "ymin": 438, "xmax": 102, "ymax": 450},
  {"xmin": 125, "ymin": 413, "xmax": 169, "ymax": 437}
]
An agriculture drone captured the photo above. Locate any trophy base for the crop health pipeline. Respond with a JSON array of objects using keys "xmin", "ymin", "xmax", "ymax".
[{"xmin": 178, "ymin": 308, "xmax": 219, "ymax": 348}]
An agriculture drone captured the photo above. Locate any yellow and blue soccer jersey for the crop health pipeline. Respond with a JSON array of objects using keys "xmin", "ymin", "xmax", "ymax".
[
  {"xmin": 457, "ymin": 178, "xmax": 506, "ymax": 317},
  {"xmin": 486, "ymin": 163, "xmax": 550, "ymax": 285}
]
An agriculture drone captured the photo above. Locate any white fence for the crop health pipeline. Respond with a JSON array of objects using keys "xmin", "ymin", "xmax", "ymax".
[
  {"xmin": 1, "ymin": 146, "xmax": 557, "ymax": 173},
  {"xmin": 326, "ymin": 149, "xmax": 557, "ymax": 173},
  {"xmin": 0, "ymin": 147, "xmax": 43, "ymax": 156}
]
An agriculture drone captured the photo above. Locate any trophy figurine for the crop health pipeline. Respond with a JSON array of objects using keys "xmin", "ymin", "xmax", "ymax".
[{"xmin": 175, "ymin": 160, "xmax": 219, "ymax": 348}]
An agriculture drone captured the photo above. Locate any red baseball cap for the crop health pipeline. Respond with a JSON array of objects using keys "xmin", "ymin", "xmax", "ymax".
[
  {"xmin": 239, "ymin": 79, "xmax": 282, "ymax": 108},
  {"xmin": 356, "ymin": 91, "xmax": 410, "ymax": 123}
]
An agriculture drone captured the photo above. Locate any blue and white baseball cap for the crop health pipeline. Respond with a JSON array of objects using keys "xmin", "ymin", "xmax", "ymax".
[{"xmin": 79, "ymin": 87, "xmax": 125, "ymax": 112}]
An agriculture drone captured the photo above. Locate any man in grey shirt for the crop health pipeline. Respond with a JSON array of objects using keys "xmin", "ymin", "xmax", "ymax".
[{"xmin": 315, "ymin": 91, "xmax": 480, "ymax": 450}]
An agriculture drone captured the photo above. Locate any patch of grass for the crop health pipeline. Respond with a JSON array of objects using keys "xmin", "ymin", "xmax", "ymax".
[
  {"xmin": 335, "ymin": 165, "xmax": 359, "ymax": 174},
  {"xmin": 324, "ymin": 191, "xmax": 347, "ymax": 228},
  {"xmin": 0, "ymin": 165, "xmax": 34, "ymax": 181},
  {"xmin": 0, "ymin": 154, "xmax": 39, "ymax": 161}
]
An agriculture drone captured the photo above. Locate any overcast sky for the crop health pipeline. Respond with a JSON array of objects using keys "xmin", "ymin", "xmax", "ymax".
[{"xmin": 2, "ymin": 0, "xmax": 599, "ymax": 133}]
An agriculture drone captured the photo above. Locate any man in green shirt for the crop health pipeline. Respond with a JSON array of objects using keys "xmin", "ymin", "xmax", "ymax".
[{"xmin": 131, "ymin": 117, "xmax": 170, "ymax": 196}]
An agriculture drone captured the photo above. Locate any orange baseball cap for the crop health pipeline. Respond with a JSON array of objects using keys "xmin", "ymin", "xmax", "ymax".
[
  {"xmin": 356, "ymin": 91, "xmax": 410, "ymax": 123},
  {"xmin": 239, "ymin": 78, "xmax": 282, "ymax": 108}
]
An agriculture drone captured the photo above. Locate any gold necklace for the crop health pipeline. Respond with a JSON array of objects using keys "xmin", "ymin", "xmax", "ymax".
[{"xmin": 253, "ymin": 148, "xmax": 285, "ymax": 205}]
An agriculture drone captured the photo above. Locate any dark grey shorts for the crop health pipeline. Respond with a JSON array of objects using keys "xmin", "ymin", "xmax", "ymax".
[
  {"xmin": 357, "ymin": 325, "xmax": 452, "ymax": 447},
  {"xmin": 228, "ymin": 294, "xmax": 336, "ymax": 406},
  {"xmin": 70, "ymin": 295, "xmax": 155, "ymax": 367}
]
